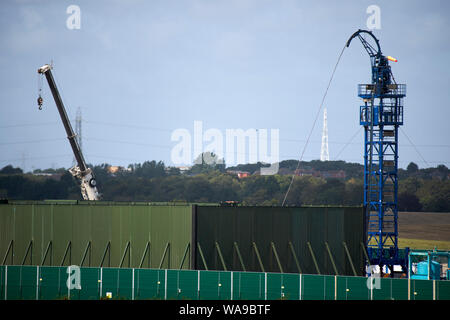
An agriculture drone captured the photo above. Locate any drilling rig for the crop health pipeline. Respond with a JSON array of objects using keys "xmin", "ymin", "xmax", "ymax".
[
  {"xmin": 37, "ymin": 64, "xmax": 100, "ymax": 201},
  {"xmin": 346, "ymin": 30, "xmax": 408, "ymax": 275}
]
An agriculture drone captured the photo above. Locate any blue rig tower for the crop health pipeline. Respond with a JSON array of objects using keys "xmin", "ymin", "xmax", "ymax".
[{"xmin": 346, "ymin": 30, "xmax": 408, "ymax": 274}]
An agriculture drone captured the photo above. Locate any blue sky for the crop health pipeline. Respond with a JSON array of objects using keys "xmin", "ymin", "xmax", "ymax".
[{"xmin": 0, "ymin": 0, "xmax": 449, "ymax": 171}]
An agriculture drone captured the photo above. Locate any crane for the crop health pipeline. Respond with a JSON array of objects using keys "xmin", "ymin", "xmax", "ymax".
[
  {"xmin": 346, "ymin": 30, "xmax": 408, "ymax": 275},
  {"xmin": 37, "ymin": 64, "xmax": 101, "ymax": 201}
]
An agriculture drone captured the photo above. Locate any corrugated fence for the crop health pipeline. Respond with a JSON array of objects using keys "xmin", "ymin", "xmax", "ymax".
[
  {"xmin": 0, "ymin": 202, "xmax": 366, "ymax": 276},
  {"xmin": 1, "ymin": 265, "xmax": 449, "ymax": 300}
]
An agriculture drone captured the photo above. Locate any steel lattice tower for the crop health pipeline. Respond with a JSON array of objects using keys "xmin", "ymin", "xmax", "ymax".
[
  {"xmin": 320, "ymin": 108, "xmax": 329, "ymax": 161},
  {"xmin": 73, "ymin": 107, "xmax": 82, "ymax": 166},
  {"xmin": 347, "ymin": 30, "xmax": 408, "ymax": 273}
]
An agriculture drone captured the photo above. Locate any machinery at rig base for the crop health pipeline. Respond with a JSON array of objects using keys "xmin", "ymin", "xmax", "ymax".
[
  {"xmin": 37, "ymin": 64, "xmax": 100, "ymax": 201},
  {"xmin": 409, "ymin": 249, "xmax": 450, "ymax": 281},
  {"xmin": 346, "ymin": 29, "xmax": 408, "ymax": 275}
]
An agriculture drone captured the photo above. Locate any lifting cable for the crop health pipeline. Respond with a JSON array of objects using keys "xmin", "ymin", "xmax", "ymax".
[
  {"xmin": 400, "ymin": 127, "xmax": 430, "ymax": 167},
  {"xmin": 333, "ymin": 126, "xmax": 363, "ymax": 161},
  {"xmin": 37, "ymin": 72, "xmax": 44, "ymax": 110},
  {"xmin": 282, "ymin": 43, "xmax": 347, "ymax": 206}
]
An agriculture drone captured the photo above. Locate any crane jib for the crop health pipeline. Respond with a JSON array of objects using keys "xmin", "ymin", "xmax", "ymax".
[{"xmin": 37, "ymin": 64, "xmax": 100, "ymax": 200}]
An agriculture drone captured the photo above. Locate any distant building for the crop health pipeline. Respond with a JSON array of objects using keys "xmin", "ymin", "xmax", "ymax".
[
  {"xmin": 32, "ymin": 173, "xmax": 62, "ymax": 181},
  {"xmin": 295, "ymin": 168, "xmax": 346, "ymax": 179},
  {"xmin": 227, "ymin": 170, "xmax": 250, "ymax": 179},
  {"xmin": 176, "ymin": 166, "xmax": 192, "ymax": 174},
  {"xmin": 107, "ymin": 166, "xmax": 130, "ymax": 175},
  {"xmin": 238, "ymin": 172, "xmax": 250, "ymax": 179},
  {"xmin": 319, "ymin": 170, "xmax": 346, "ymax": 179},
  {"xmin": 295, "ymin": 168, "xmax": 315, "ymax": 177}
]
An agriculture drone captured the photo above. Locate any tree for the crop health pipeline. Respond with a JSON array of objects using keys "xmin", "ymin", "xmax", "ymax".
[
  {"xmin": 416, "ymin": 180, "xmax": 450, "ymax": 212},
  {"xmin": 0, "ymin": 165, "xmax": 23, "ymax": 175},
  {"xmin": 398, "ymin": 192, "xmax": 422, "ymax": 212},
  {"xmin": 190, "ymin": 152, "xmax": 225, "ymax": 174},
  {"xmin": 407, "ymin": 162, "xmax": 419, "ymax": 174}
]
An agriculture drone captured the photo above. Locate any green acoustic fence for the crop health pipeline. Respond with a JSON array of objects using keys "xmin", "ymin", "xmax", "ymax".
[
  {"xmin": 0, "ymin": 202, "xmax": 193, "ymax": 270},
  {"xmin": 0, "ymin": 202, "xmax": 365, "ymax": 276},
  {"xmin": 194, "ymin": 206, "xmax": 365, "ymax": 276},
  {"xmin": 1, "ymin": 265, "xmax": 449, "ymax": 300}
]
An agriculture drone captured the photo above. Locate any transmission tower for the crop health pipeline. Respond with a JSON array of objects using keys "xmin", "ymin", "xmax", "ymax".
[
  {"xmin": 73, "ymin": 107, "xmax": 82, "ymax": 166},
  {"xmin": 320, "ymin": 108, "xmax": 329, "ymax": 161}
]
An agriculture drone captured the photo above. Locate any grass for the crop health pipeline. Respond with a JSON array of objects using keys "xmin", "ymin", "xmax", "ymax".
[{"xmin": 398, "ymin": 238, "xmax": 450, "ymax": 251}]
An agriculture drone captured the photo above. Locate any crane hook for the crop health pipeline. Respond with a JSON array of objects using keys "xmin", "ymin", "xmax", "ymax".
[{"xmin": 37, "ymin": 95, "xmax": 43, "ymax": 110}]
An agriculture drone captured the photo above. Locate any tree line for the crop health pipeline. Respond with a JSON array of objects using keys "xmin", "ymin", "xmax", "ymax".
[{"xmin": 0, "ymin": 159, "xmax": 448, "ymax": 212}]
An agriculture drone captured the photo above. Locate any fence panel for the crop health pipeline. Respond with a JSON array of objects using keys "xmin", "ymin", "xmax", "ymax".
[
  {"xmin": 198, "ymin": 270, "xmax": 231, "ymax": 300},
  {"xmin": 0, "ymin": 266, "xmax": 4, "ymax": 300},
  {"xmin": 134, "ymin": 269, "xmax": 165, "ymax": 300},
  {"xmin": 166, "ymin": 269, "xmax": 198, "ymax": 300},
  {"xmin": 411, "ymin": 279, "xmax": 433, "ymax": 300},
  {"xmin": 100, "ymin": 268, "xmax": 133, "ymax": 300},
  {"xmin": 437, "ymin": 280, "xmax": 450, "ymax": 300},
  {"xmin": 337, "ymin": 276, "xmax": 370, "ymax": 300},
  {"xmin": 38, "ymin": 266, "xmax": 66, "ymax": 300},
  {"xmin": 266, "ymin": 273, "xmax": 282, "ymax": 300},
  {"xmin": 267, "ymin": 273, "xmax": 301, "ymax": 300},
  {"xmin": 390, "ymin": 278, "xmax": 408, "ymax": 300},
  {"xmin": 233, "ymin": 272, "xmax": 265, "ymax": 300},
  {"xmin": 301, "ymin": 275, "xmax": 333, "ymax": 300},
  {"xmin": 1, "ymin": 265, "xmax": 449, "ymax": 300},
  {"xmin": 73, "ymin": 267, "xmax": 100, "ymax": 300},
  {"xmin": 5, "ymin": 266, "xmax": 37, "ymax": 300}
]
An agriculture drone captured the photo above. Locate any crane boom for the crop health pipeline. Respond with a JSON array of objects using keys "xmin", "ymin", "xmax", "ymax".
[{"xmin": 37, "ymin": 64, "xmax": 100, "ymax": 201}]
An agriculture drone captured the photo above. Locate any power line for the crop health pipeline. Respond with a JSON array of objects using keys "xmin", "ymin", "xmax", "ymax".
[
  {"xmin": 282, "ymin": 44, "xmax": 347, "ymax": 206},
  {"xmin": 0, "ymin": 154, "xmax": 72, "ymax": 163},
  {"xmin": 0, "ymin": 122, "xmax": 59, "ymax": 129},
  {"xmin": 83, "ymin": 120, "xmax": 173, "ymax": 132},
  {"xmin": 332, "ymin": 127, "xmax": 363, "ymax": 160},
  {"xmin": 399, "ymin": 127, "xmax": 431, "ymax": 167},
  {"xmin": 0, "ymin": 138, "xmax": 66, "ymax": 146}
]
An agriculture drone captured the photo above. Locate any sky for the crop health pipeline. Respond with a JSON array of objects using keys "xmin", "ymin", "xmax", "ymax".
[{"xmin": 0, "ymin": 0, "xmax": 449, "ymax": 172}]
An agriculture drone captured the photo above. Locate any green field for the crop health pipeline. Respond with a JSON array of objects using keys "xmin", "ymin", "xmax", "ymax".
[{"xmin": 398, "ymin": 238, "xmax": 450, "ymax": 251}]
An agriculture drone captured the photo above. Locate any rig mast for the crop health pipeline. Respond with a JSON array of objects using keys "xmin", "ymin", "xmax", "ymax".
[{"xmin": 346, "ymin": 30, "xmax": 408, "ymax": 273}]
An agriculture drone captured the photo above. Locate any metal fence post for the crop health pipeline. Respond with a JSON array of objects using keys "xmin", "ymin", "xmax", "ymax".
[
  {"xmin": 100, "ymin": 268, "xmax": 103, "ymax": 299},
  {"xmin": 36, "ymin": 266, "xmax": 39, "ymax": 300},
  {"xmin": 370, "ymin": 276, "xmax": 373, "ymax": 300},
  {"xmin": 132, "ymin": 268, "xmax": 135, "ymax": 300},
  {"xmin": 67, "ymin": 266, "xmax": 71, "ymax": 300},
  {"xmin": 164, "ymin": 269, "xmax": 167, "ymax": 300},
  {"xmin": 197, "ymin": 270, "xmax": 200, "ymax": 300},
  {"xmin": 264, "ymin": 272, "xmax": 267, "ymax": 300},
  {"xmin": 335, "ymin": 275, "xmax": 337, "ymax": 300},
  {"xmin": 230, "ymin": 271, "xmax": 233, "ymax": 300},
  {"xmin": 299, "ymin": 274, "xmax": 302, "ymax": 300},
  {"xmin": 4, "ymin": 265, "xmax": 7, "ymax": 300},
  {"xmin": 408, "ymin": 278, "xmax": 410, "ymax": 300},
  {"xmin": 433, "ymin": 280, "xmax": 436, "ymax": 301}
]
